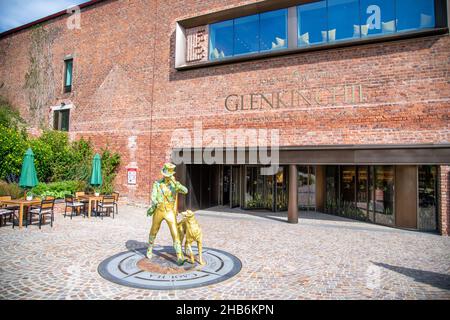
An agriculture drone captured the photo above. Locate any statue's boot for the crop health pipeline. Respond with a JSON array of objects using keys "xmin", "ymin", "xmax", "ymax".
[
  {"xmin": 147, "ymin": 235, "xmax": 156, "ymax": 259},
  {"xmin": 174, "ymin": 240, "xmax": 185, "ymax": 265}
]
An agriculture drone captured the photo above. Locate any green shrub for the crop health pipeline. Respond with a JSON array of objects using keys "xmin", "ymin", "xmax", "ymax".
[
  {"xmin": 29, "ymin": 137, "xmax": 53, "ymax": 182},
  {"xmin": 37, "ymin": 130, "xmax": 73, "ymax": 182},
  {"xmin": 66, "ymin": 138, "xmax": 93, "ymax": 182},
  {"xmin": 32, "ymin": 180, "xmax": 84, "ymax": 199},
  {"xmin": 100, "ymin": 148, "xmax": 121, "ymax": 194},
  {"xmin": 0, "ymin": 99, "xmax": 121, "ymax": 192},
  {"xmin": 0, "ymin": 181, "xmax": 24, "ymax": 199},
  {"xmin": 0, "ymin": 124, "xmax": 28, "ymax": 181}
]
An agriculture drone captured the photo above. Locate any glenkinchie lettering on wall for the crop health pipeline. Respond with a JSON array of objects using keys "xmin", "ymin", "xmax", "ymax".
[{"xmin": 225, "ymin": 84, "xmax": 364, "ymax": 112}]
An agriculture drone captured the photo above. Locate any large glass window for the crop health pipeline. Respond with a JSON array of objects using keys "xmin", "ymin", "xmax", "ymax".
[
  {"xmin": 325, "ymin": 166, "xmax": 339, "ymax": 214},
  {"xmin": 396, "ymin": 0, "xmax": 435, "ymax": 32},
  {"xmin": 275, "ymin": 166, "xmax": 288, "ymax": 211},
  {"xmin": 244, "ymin": 166, "xmax": 273, "ymax": 210},
  {"xmin": 340, "ymin": 166, "xmax": 357, "ymax": 218},
  {"xmin": 298, "ymin": 166, "xmax": 316, "ymax": 210},
  {"xmin": 234, "ymin": 15, "xmax": 259, "ymax": 56},
  {"xmin": 418, "ymin": 165, "xmax": 438, "ymax": 231},
  {"xmin": 209, "ymin": 9, "xmax": 288, "ymax": 60},
  {"xmin": 209, "ymin": 20, "xmax": 233, "ymax": 60},
  {"xmin": 64, "ymin": 59, "xmax": 73, "ymax": 93},
  {"xmin": 260, "ymin": 9, "xmax": 288, "ymax": 52},
  {"xmin": 298, "ymin": 1, "xmax": 328, "ymax": 46},
  {"xmin": 296, "ymin": 0, "xmax": 436, "ymax": 48},
  {"xmin": 328, "ymin": 0, "xmax": 360, "ymax": 41},
  {"xmin": 368, "ymin": 166, "xmax": 375, "ymax": 222},
  {"xmin": 356, "ymin": 166, "xmax": 369, "ymax": 220},
  {"xmin": 360, "ymin": 0, "xmax": 396, "ymax": 36},
  {"xmin": 374, "ymin": 165, "xmax": 395, "ymax": 226}
]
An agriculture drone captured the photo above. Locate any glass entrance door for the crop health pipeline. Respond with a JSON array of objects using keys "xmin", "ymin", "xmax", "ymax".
[
  {"xmin": 298, "ymin": 166, "xmax": 316, "ymax": 210},
  {"xmin": 230, "ymin": 166, "xmax": 241, "ymax": 208},
  {"xmin": 222, "ymin": 166, "xmax": 231, "ymax": 206}
]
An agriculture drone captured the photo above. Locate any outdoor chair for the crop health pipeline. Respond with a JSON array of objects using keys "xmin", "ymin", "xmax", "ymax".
[
  {"xmin": 0, "ymin": 208, "xmax": 13, "ymax": 227},
  {"xmin": 64, "ymin": 195, "xmax": 85, "ymax": 219},
  {"xmin": 0, "ymin": 195, "xmax": 19, "ymax": 216},
  {"xmin": 3, "ymin": 195, "xmax": 28, "ymax": 229},
  {"xmin": 28, "ymin": 198, "xmax": 55, "ymax": 229},
  {"xmin": 75, "ymin": 191, "xmax": 89, "ymax": 215},
  {"xmin": 112, "ymin": 192, "xmax": 119, "ymax": 215},
  {"xmin": 97, "ymin": 195, "xmax": 115, "ymax": 219}
]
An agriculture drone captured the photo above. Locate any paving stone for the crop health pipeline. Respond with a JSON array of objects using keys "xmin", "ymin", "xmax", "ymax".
[{"xmin": 0, "ymin": 205, "xmax": 449, "ymax": 299}]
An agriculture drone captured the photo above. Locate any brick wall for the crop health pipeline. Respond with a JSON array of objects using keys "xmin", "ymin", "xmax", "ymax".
[
  {"xmin": 0, "ymin": 0, "xmax": 449, "ymax": 206},
  {"xmin": 438, "ymin": 166, "xmax": 450, "ymax": 236}
]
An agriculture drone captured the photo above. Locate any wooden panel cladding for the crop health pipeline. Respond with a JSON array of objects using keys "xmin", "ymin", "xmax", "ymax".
[
  {"xmin": 315, "ymin": 165, "xmax": 325, "ymax": 212},
  {"xmin": 395, "ymin": 166, "xmax": 418, "ymax": 229}
]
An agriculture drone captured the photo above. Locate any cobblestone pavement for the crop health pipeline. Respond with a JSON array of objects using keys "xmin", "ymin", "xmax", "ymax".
[{"xmin": 0, "ymin": 205, "xmax": 449, "ymax": 300}]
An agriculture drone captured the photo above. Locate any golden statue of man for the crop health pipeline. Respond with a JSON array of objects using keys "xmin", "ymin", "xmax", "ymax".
[{"xmin": 147, "ymin": 163, "xmax": 187, "ymax": 265}]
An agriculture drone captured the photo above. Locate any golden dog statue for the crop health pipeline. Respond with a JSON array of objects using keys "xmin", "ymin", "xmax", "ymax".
[{"xmin": 177, "ymin": 210, "xmax": 204, "ymax": 265}]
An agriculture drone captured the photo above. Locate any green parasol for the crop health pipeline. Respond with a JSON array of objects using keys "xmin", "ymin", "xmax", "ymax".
[
  {"xmin": 19, "ymin": 148, "xmax": 39, "ymax": 190},
  {"xmin": 90, "ymin": 153, "xmax": 103, "ymax": 187}
]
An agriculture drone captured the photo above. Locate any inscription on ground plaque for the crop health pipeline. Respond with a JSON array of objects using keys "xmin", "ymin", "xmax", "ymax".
[{"xmin": 98, "ymin": 246, "xmax": 241, "ymax": 290}]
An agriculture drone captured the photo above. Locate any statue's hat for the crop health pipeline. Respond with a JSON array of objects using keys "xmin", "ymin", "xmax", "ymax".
[{"xmin": 161, "ymin": 163, "xmax": 176, "ymax": 177}]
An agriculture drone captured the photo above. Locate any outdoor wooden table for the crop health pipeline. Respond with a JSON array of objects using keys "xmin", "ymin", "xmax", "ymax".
[
  {"xmin": 0, "ymin": 199, "xmax": 41, "ymax": 229},
  {"xmin": 78, "ymin": 195, "xmax": 103, "ymax": 218}
]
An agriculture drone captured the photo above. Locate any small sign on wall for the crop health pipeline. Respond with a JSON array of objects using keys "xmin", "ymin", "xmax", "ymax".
[{"xmin": 127, "ymin": 168, "xmax": 137, "ymax": 185}]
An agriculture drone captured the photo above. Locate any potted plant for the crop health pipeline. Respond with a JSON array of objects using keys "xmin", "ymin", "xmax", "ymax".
[
  {"xmin": 94, "ymin": 187, "xmax": 100, "ymax": 197},
  {"xmin": 26, "ymin": 191, "xmax": 33, "ymax": 201}
]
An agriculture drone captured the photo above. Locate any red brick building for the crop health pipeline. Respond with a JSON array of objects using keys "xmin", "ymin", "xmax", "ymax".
[{"xmin": 0, "ymin": 0, "xmax": 449, "ymax": 234}]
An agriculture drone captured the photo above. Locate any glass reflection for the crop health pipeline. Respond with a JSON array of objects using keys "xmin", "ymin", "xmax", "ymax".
[
  {"xmin": 260, "ymin": 9, "xmax": 288, "ymax": 52},
  {"xmin": 340, "ymin": 166, "xmax": 356, "ymax": 218},
  {"xmin": 297, "ymin": 1, "xmax": 327, "ymax": 46},
  {"xmin": 209, "ymin": 20, "xmax": 233, "ymax": 60},
  {"xmin": 360, "ymin": 0, "xmax": 396, "ymax": 36},
  {"xmin": 325, "ymin": 166, "xmax": 339, "ymax": 214},
  {"xmin": 368, "ymin": 166, "xmax": 375, "ymax": 222},
  {"xmin": 234, "ymin": 14, "xmax": 259, "ymax": 56},
  {"xmin": 298, "ymin": 166, "xmax": 316, "ymax": 210},
  {"xmin": 374, "ymin": 165, "xmax": 395, "ymax": 226},
  {"xmin": 244, "ymin": 166, "xmax": 274, "ymax": 210},
  {"xmin": 275, "ymin": 166, "xmax": 288, "ymax": 211},
  {"xmin": 418, "ymin": 165, "xmax": 437, "ymax": 231},
  {"xmin": 328, "ymin": 0, "xmax": 360, "ymax": 41},
  {"xmin": 396, "ymin": 0, "xmax": 435, "ymax": 32},
  {"xmin": 356, "ymin": 166, "xmax": 368, "ymax": 220}
]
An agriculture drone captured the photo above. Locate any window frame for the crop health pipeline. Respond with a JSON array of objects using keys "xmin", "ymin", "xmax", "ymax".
[
  {"xmin": 209, "ymin": 8, "xmax": 289, "ymax": 61},
  {"xmin": 176, "ymin": 0, "xmax": 448, "ymax": 70},
  {"xmin": 63, "ymin": 58, "xmax": 73, "ymax": 93},
  {"xmin": 53, "ymin": 108, "xmax": 71, "ymax": 132}
]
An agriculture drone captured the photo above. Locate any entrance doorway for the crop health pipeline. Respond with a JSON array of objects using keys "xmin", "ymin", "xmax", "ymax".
[
  {"xmin": 222, "ymin": 166, "xmax": 231, "ymax": 206},
  {"xmin": 298, "ymin": 166, "xmax": 316, "ymax": 210},
  {"xmin": 223, "ymin": 165, "xmax": 241, "ymax": 208},
  {"xmin": 230, "ymin": 166, "xmax": 241, "ymax": 208},
  {"xmin": 185, "ymin": 164, "xmax": 219, "ymax": 210}
]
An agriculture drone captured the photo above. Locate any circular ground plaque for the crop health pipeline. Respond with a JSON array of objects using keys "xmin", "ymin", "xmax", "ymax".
[{"xmin": 98, "ymin": 245, "xmax": 242, "ymax": 290}]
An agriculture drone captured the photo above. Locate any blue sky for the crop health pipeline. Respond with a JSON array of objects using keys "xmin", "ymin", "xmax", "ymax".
[{"xmin": 0, "ymin": 0, "xmax": 90, "ymax": 33}]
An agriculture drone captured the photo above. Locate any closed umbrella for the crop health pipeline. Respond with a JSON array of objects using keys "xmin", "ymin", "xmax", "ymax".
[
  {"xmin": 19, "ymin": 148, "xmax": 39, "ymax": 197},
  {"xmin": 90, "ymin": 153, "xmax": 102, "ymax": 192}
]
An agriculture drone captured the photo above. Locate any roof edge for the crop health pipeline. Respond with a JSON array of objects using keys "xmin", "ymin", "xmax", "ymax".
[{"xmin": 0, "ymin": 0, "xmax": 107, "ymax": 39}]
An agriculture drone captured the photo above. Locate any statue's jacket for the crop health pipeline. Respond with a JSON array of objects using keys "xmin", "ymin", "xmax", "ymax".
[{"xmin": 147, "ymin": 178, "xmax": 187, "ymax": 216}]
